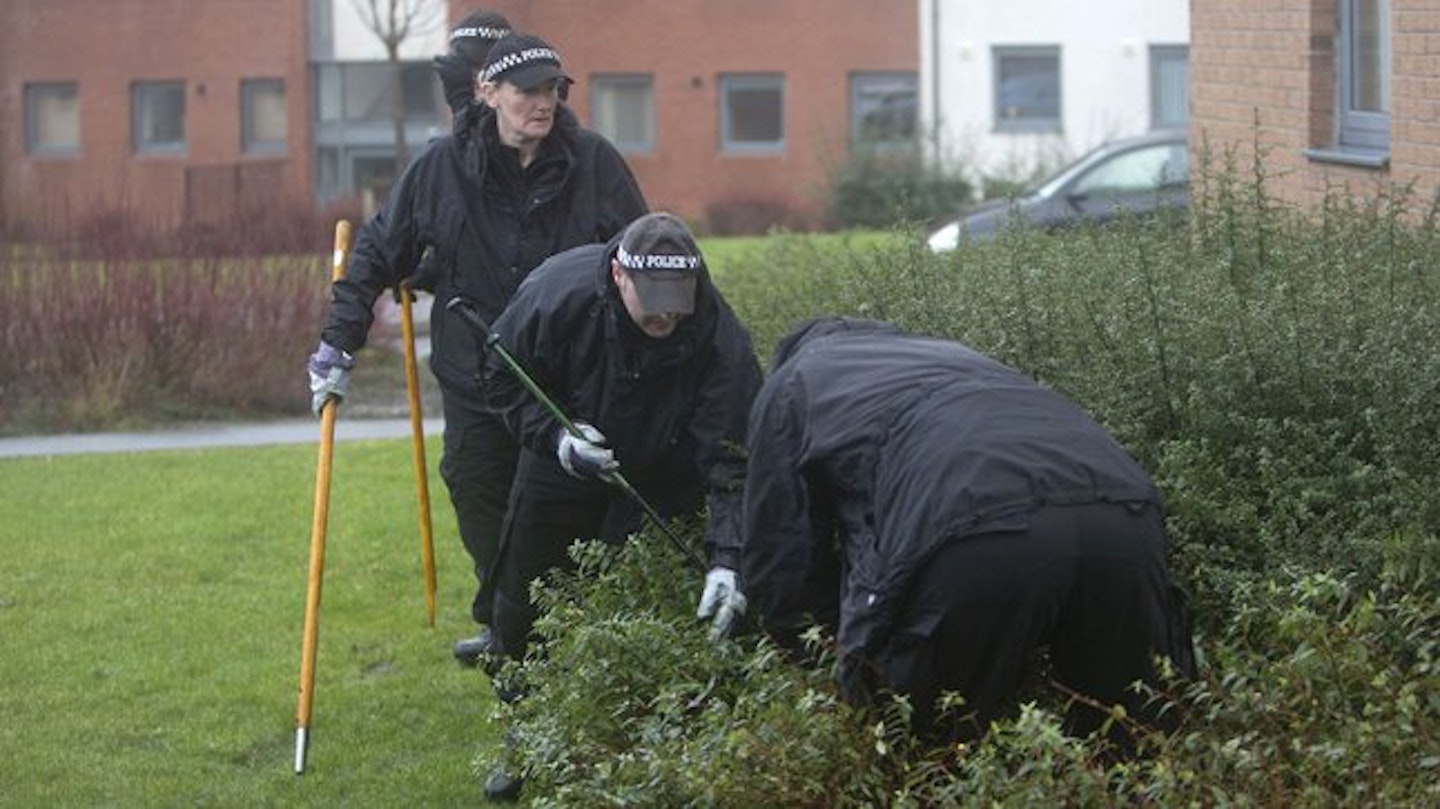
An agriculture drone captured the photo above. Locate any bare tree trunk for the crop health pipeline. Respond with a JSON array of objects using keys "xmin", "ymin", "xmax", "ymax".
[
  {"xmin": 349, "ymin": 0, "xmax": 444, "ymax": 181},
  {"xmin": 388, "ymin": 42, "xmax": 409, "ymax": 177}
]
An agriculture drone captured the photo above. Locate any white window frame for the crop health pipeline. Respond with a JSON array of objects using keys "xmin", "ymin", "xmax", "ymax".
[
  {"xmin": 25, "ymin": 81, "xmax": 80, "ymax": 157},
  {"xmin": 720, "ymin": 73, "xmax": 785, "ymax": 154},
  {"xmin": 589, "ymin": 74, "xmax": 655, "ymax": 153},
  {"xmin": 132, "ymin": 80, "xmax": 187, "ymax": 155},
  {"xmin": 241, "ymin": 78, "xmax": 287, "ymax": 155}
]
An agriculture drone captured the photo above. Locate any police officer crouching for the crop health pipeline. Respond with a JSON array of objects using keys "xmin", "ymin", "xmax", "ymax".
[{"xmin": 730, "ymin": 317, "xmax": 1197, "ymax": 749}]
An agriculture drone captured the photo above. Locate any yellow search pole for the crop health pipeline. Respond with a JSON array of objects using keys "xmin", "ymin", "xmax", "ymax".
[
  {"xmin": 398, "ymin": 281, "xmax": 437, "ymax": 626},
  {"xmin": 294, "ymin": 219, "xmax": 350, "ymax": 775}
]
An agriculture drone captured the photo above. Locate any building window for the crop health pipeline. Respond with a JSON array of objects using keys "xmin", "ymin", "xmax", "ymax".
[
  {"xmin": 720, "ymin": 73, "xmax": 784, "ymax": 153},
  {"xmin": 590, "ymin": 74, "xmax": 654, "ymax": 153},
  {"xmin": 993, "ymin": 46, "xmax": 1061, "ymax": 133},
  {"xmin": 850, "ymin": 72, "xmax": 917, "ymax": 149},
  {"xmin": 1338, "ymin": 0, "xmax": 1390, "ymax": 153},
  {"xmin": 242, "ymin": 78, "xmax": 287, "ymax": 155},
  {"xmin": 314, "ymin": 62, "xmax": 442, "ymax": 124},
  {"xmin": 1150, "ymin": 45, "xmax": 1189, "ymax": 130},
  {"xmin": 132, "ymin": 80, "xmax": 187, "ymax": 154},
  {"xmin": 25, "ymin": 82, "xmax": 80, "ymax": 156}
]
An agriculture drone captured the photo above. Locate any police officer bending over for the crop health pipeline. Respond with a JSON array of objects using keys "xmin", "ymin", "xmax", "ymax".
[
  {"xmin": 730, "ymin": 317, "xmax": 1196, "ymax": 746},
  {"xmin": 480, "ymin": 211, "xmax": 760, "ymax": 664},
  {"xmin": 472, "ymin": 212, "xmax": 760, "ymax": 799}
]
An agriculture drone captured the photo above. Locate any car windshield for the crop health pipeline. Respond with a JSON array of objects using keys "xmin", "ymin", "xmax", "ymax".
[
  {"xmin": 1029, "ymin": 135, "xmax": 1186, "ymax": 201},
  {"xmin": 1030, "ymin": 142, "xmax": 1115, "ymax": 200},
  {"xmin": 1069, "ymin": 143, "xmax": 1189, "ymax": 197}
]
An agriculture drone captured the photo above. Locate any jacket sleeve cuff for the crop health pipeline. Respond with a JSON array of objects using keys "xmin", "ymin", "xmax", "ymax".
[{"xmin": 703, "ymin": 489, "xmax": 744, "ymax": 572}]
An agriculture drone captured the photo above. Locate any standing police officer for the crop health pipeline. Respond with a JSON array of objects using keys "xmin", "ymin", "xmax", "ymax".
[
  {"xmin": 432, "ymin": 8, "xmax": 513, "ymax": 127},
  {"xmin": 307, "ymin": 34, "xmax": 648, "ymax": 666}
]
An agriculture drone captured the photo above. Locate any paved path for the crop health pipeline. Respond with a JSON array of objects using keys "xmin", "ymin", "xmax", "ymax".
[{"xmin": 0, "ymin": 417, "xmax": 445, "ymax": 459}]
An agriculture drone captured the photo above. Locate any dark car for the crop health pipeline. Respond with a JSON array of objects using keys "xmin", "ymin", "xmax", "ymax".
[{"xmin": 927, "ymin": 129, "xmax": 1189, "ymax": 252}]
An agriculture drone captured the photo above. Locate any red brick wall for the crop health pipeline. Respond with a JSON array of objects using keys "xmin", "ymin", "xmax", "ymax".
[
  {"xmin": 1, "ymin": 1, "xmax": 913, "ymax": 237},
  {"xmin": 457, "ymin": 0, "xmax": 917, "ymax": 231},
  {"xmin": 0, "ymin": 0, "xmax": 311, "ymax": 235},
  {"xmin": 1190, "ymin": 0, "xmax": 1440, "ymax": 210},
  {"xmin": 1390, "ymin": 1, "xmax": 1440, "ymax": 197}
]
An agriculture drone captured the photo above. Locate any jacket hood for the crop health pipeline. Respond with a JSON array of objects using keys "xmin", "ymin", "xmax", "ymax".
[{"xmin": 768, "ymin": 317, "xmax": 903, "ymax": 373}]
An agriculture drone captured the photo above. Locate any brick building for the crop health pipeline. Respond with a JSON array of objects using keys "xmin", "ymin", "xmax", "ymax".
[
  {"xmin": 1189, "ymin": 0, "xmax": 1440, "ymax": 210},
  {"xmin": 1, "ymin": 0, "xmax": 916, "ymax": 238},
  {"xmin": 0, "ymin": 0, "xmax": 313, "ymax": 237},
  {"xmin": 483, "ymin": 0, "xmax": 917, "ymax": 231}
]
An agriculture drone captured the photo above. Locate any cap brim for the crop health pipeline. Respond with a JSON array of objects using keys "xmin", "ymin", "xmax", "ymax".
[
  {"xmin": 500, "ymin": 63, "xmax": 572, "ymax": 91},
  {"xmin": 632, "ymin": 271, "xmax": 697, "ymax": 316}
]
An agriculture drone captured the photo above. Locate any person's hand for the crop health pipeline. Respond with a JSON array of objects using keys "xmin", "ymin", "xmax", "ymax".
[
  {"xmin": 432, "ymin": 52, "xmax": 478, "ymax": 114},
  {"xmin": 307, "ymin": 341, "xmax": 355, "ymax": 416},
  {"xmin": 696, "ymin": 566, "xmax": 747, "ymax": 642},
  {"xmin": 556, "ymin": 422, "xmax": 618, "ymax": 480}
]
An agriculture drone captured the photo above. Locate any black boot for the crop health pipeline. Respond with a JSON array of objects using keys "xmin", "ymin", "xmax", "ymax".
[
  {"xmin": 482, "ymin": 767, "xmax": 524, "ymax": 801},
  {"xmin": 453, "ymin": 626, "xmax": 496, "ymax": 667}
]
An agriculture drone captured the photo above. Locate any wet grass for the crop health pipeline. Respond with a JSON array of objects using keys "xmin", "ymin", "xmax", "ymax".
[{"xmin": 0, "ymin": 437, "xmax": 502, "ymax": 805}]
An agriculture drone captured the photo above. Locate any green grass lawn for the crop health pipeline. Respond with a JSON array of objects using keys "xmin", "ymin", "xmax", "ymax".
[
  {"xmin": 700, "ymin": 228, "xmax": 906, "ymax": 284},
  {"xmin": 0, "ymin": 438, "xmax": 503, "ymax": 806}
]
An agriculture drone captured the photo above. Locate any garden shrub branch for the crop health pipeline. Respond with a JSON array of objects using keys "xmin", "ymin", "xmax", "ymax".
[{"xmin": 488, "ymin": 155, "xmax": 1440, "ymax": 805}]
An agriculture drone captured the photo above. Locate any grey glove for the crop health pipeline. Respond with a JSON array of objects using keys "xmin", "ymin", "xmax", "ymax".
[
  {"xmin": 556, "ymin": 421, "xmax": 618, "ymax": 480},
  {"xmin": 696, "ymin": 566, "xmax": 747, "ymax": 642},
  {"xmin": 307, "ymin": 341, "xmax": 355, "ymax": 416}
]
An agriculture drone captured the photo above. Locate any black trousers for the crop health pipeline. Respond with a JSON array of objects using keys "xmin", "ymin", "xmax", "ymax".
[
  {"xmin": 438, "ymin": 386, "xmax": 519, "ymax": 626},
  {"xmin": 488, "ymin": 446, "xmax": 702, "ymax": 659},
  {"xmin": 879, "ymin": 501, "xmax": 1194, "ymax": 745}
]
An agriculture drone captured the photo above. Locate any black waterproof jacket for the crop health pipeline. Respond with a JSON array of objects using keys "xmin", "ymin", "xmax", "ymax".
[
  {"xmin": 321, "ymin": 106, "xmax": 647, "ymax": 393},
  {"xmin": 743, "ymin": 319, "xmax": 1164, "ymax": 668},
  {"xmin": 480, "ymin": 238, "xmax": 763, "ymax": 568}
]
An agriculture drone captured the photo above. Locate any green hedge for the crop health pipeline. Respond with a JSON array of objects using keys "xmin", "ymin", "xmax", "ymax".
[
  {"xmin": 482, "ymin": 157, "xmax": 1440, "ymax": 805},
  {"xmin": 826, "ymin": 149, "xmax": 973, "ymax": 230}
]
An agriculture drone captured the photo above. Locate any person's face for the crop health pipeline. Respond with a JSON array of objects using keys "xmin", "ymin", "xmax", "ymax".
[
  {"xmin": 611, "ymin": 259, "xmax": 688, "ymax": 339},
  {"xmin": 481, "ymin": 78, "xmax": 561, "ymax": 148}
]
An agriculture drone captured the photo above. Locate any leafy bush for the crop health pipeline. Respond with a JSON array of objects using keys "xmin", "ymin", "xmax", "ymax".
[
  {"xmin": 747, "ymin": 141, "xmax": 1440, "ymax": 622},
  {"xmin": 1151, "ymin": 538, "xmax": 1440, "ymax": 806},
  {"xmin": 483, "ymin": 527, "xmax": 1439, "ymax": 806},
  {"xmin": 480, "ymin": 144, "xmax": 1440, "ymax": 803},
  {"xmin": 827, "ymin": 149, "xmax": 973, "ymax": 230},
  {"xmin": 704, "ymin": 198, "xmax": 799, "ymax": 237},
  {"xmin": 483, "ymin": 535, "xmax": 888, "ymax": 807}
]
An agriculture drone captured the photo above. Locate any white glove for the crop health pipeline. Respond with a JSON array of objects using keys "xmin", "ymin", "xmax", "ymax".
[
  {"xmin": 556, "ymin": 421, "xmax": 618, "ymax": 480},
  {"xmin": 696, "ymin": 566, "xmax": 747, "ymax": 642},
  {"xmin": 307, "ymin": 341, "xmax": 355, "ymax": 416}
]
